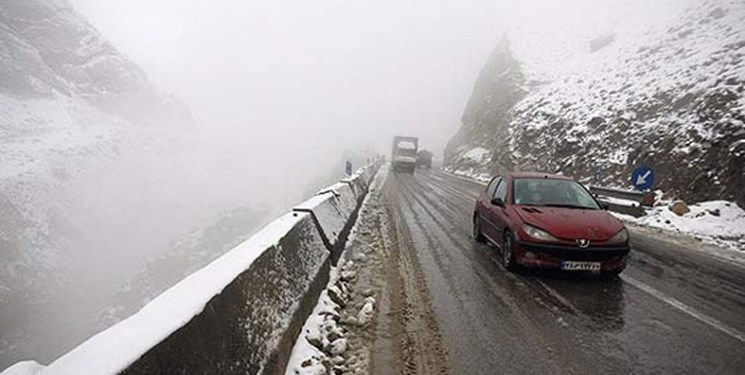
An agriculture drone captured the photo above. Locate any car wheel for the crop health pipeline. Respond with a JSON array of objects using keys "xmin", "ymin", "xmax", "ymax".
[
  {"xmin": 502, "ymin": 232, "xmax": 517, "ymax": 271},
  {"xmin": 473, "ymin": 214, "xmax": 486, "ymax": 243}
]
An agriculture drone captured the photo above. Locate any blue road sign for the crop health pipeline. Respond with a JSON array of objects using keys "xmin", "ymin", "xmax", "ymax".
[
  {"xmin": 631, "ymin": 165, "xmax": 654, "ymax": 191},
  {"xmin": 345, "ymin": 161, "xmax": 352, "ymax": 176}
]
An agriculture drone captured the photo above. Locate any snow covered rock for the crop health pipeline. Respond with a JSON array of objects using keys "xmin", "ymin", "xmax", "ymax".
[
  {"xmin": 356, "ymin": 297, "xmax": 376, "ymax": 327},
  {"xmin": 328, "ymin": 339, "xmax": 348, "ymax": 356},
  {"xmin": 670, "ymin": 200, "xmax": 691, "ymax": 216},
  {"xmin": 445, "ymin": 0, "xmax": 745, "ymax": 208}
]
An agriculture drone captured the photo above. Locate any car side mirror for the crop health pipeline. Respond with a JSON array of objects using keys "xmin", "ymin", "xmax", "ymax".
[{"xmin": 491, "ymin": 197, "xmax": 506, "ymax": 207}]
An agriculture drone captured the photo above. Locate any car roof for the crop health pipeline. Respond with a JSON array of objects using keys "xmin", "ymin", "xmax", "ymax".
[{"xmin": 505, "ymin": 172, "xmax": 573, "ymax": 180}]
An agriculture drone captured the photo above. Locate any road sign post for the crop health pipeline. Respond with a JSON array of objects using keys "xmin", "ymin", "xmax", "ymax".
[
  {"xmin": 631, "ymin": 165, "xmax": 654, "ymax": 191},
  {"xmin": 345, "ymin": 161, "xmax": 352, "ymax": 176}
]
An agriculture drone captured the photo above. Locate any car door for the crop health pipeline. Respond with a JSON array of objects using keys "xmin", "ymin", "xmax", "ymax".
[
  {"xmin": 480, "ymin": 177, "xmax": 503, "ymax": 241},
  {"xmin": 489, "ymin": 177, "xmax": 509, "ymax": 245}
]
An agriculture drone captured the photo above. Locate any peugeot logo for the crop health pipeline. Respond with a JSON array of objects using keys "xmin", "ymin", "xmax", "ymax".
[{"xmin": 577, "ymin": 239, "xmax": 590, "ymax": 248}]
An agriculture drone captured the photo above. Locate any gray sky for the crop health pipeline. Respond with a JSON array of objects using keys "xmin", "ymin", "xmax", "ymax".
[
  {"xmin": 68, "ymin": 0, "xmax": 513, "ymax": 157},
  {"xmin": 66, "ymin": 0, "xmax": 691, "ymax": 206}
]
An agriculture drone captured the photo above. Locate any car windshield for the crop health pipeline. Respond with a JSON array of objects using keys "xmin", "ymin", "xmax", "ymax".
[{"xmin": 513, "ymin": 178, "xmax": 600, "ymax": 209}]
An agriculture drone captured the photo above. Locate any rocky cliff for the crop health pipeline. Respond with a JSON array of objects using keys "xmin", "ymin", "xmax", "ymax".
[
  {"xmin": 445, "ymin": 0, "xmax": 745, "ymax": 207},
  {"xmin": 0, "ymin": 0, "xmax": 192, "ymax": 128}
]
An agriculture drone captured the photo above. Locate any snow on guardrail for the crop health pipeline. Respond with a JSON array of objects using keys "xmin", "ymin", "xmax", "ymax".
[{"xmin": 2, "ymin": 162, "xmax": 384, "ymax": 375}]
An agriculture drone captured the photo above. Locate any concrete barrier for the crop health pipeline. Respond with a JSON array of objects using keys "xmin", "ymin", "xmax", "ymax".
[
  {"xmin": 17, "ymin": 163, "xmax": 382, "ymax": 375},
  {"xmin": 38, "ymin": 212, "xmax": 329, "ymax": 375},
  {"xmin": 293, "ymin": 192, "xmax": 347, "ymax": 249},
  {"xmin": 341, "ymin": 172, "xmax": 368, "ymax": 203},
  {"xmin": 296, "ymin": 180, "xmax": 363, "ymax": 263}
]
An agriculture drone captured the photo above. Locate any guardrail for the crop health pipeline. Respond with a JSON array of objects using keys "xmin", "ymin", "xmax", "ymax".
[
  {"xmin": 589, "ymin": 186, "xmax": 654, "ymax": 218},
  {"xmin": 15, "ymin": 161, "xmax": 384, "ymax": 375}
]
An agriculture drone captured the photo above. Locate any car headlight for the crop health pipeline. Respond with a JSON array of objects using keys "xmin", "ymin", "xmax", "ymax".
[
  {"xmin": 607, "ymin": 228, "xmax": 629, "ymax": 244},
  {"xmin": 522, "ymin": 224, "xmax": 558, "ymax": 241}
]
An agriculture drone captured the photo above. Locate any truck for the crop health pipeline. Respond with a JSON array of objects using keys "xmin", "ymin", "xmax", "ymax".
[
  {"xmin": 417, "ymin": 149, "xmax": 433, "ymax": 169},
  {"xmin": 391, "ymin": 136, "xmax": 418, "ymax": 174}
]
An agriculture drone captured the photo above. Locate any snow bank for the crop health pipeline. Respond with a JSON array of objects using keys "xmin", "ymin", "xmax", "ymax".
[
  {"xmin": 462, "ymin": 147, "xmax": 491, "ymax": 163},
  {"xmin": 614, "ymin": 200, "xmax": 745, "ymax": 251}
]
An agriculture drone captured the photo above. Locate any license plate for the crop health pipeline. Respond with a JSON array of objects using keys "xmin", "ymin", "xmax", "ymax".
[{"xmin": 561, "ymin": 261, "xmax": 601, "ymax": 271}]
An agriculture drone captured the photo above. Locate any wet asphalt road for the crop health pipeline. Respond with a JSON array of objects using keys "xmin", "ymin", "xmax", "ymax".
[{"xmin": 386, "ymin": 169, "xmax": 745, "ymax": 375}]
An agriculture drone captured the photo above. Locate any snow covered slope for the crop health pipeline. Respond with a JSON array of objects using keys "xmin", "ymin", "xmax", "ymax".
[
  {"xmin": 445, "ymin": 0, "xmax": 745, "ymax": 207},
  {"xmin": 0, "ymin": 0, "xmax": 199, "ymax": 369},
  {"xmin": 0, "ymin": 0, "xmax": 191, "ymax": 128}
]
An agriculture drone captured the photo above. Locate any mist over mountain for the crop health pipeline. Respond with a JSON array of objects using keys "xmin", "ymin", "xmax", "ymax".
[
  {"xmin": 0, "ymin": 0, "xmax": 192, "ymax": 128},
  {"xmin": 0, "ymin": 0, "xmax": 276, "ymax": 368},
  {"xmin": 445, "ymin": 0, "xmax": 745, "ymax": 207}
]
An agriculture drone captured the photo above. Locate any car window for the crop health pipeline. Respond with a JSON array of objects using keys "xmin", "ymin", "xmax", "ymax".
[
  {"xmin": 513, "ymin": 178, "xmax": 599, "ymax": 209},
  {"xmin": 486, "ymin": 177, "xmax": 501, "ymax": 197},
  {"xmin": 494, "ymin": 179, "xmax": 507, "ymax": 201}
]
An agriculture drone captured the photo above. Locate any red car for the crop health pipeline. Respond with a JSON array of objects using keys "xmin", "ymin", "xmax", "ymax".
[{"xmin": 473, "ymin": 172, "xmax": 629, "ymax": 275}]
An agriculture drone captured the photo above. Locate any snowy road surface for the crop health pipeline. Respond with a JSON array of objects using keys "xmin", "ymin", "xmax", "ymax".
[{"xmin": 374, "ymin": 169, "xmax": 745, "ymax": 374}]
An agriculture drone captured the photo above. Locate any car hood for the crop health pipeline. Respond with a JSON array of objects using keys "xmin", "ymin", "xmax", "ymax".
[{"xmin": 514, "ymin": 206, "xmax": 624, "ymax": 241}]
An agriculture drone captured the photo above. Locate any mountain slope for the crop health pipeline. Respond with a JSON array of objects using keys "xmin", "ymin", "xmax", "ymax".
[
  {"xmin": 445, "ymin": 0, "xmax": 745, "ymax": 207},
  {"xmin": 0, "ymin": 0, "xmax": 191, "ymax": 128},
  {"xmin": 0, "ymin": 0, "xmax": 198, "ymax": 369}
]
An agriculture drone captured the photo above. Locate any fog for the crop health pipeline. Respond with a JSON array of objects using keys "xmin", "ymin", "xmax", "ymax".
[
  {"xmin": 1, "ymin": 0, "xmax": 695, "ymax": 369},
  {"xmin": 68, "ymin": 0, "xmax": 687, "ymax": 177}
]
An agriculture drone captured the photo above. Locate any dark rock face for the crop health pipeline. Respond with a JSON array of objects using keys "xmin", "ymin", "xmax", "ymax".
[
  {"xmin": 0, "ymin": 0, "xmax": 193, "ymax": 128},
  {"xmin": 445, "ymin": 0, "xmax": 745, "ymax": 207},
  {"xmin": 444, "ymin": 38, "xmax": 524, "ymax": 178}
]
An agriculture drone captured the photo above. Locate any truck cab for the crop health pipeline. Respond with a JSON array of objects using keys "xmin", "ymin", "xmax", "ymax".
[{"xmin": 391, "ymin": 136, "xmax": 418, "ymax": 174}]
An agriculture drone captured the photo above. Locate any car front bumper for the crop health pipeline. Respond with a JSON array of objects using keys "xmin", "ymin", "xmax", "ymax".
[{"xmin": 515, "ymin": 241, "xmax": 630, "ymax": 271}]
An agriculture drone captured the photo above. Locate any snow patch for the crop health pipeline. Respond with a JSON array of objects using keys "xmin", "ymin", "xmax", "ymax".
[
  {"xmin": 613, "ymin": 200, "xmax": 745, "ymax": 251},
  {"xmin": 462, "ymin": 147, "xmax": 491, "ymax": 163}
]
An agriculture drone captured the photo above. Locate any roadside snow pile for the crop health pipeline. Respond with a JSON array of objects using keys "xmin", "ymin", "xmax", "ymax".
[
  {"xmin": 462, "ymin": 147, "xmax": 491, "ymax": 163},
  {"xmin": 444, "ymin": 167, "xmax": 493, "ymax": 183},
  {"xmin": 615, "ymin": 200, "xmax": 745, "ymax": 250},
  {"xmin": 444, "ymin": 147, "xmax": 494, "ymax": 182},
  {"xmin": 285, "ymin": 261, "xmax": 364, "ymax": 375},
  {"xmin": 286, "ymin": 166, "xmax": 388, "ymax": 375}
]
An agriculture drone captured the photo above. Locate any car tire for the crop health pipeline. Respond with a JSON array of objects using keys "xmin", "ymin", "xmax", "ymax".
[
  {"xmin": 502, "ymin": 232, "xmax": 518, "ymax": 271},
  {"xmin": 473, "ymin": 214, "xmax": 486, "ymax": 243}
]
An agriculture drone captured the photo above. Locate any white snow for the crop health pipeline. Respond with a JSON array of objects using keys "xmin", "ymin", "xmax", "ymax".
[
  {"xmin": 462, "ymin": 147, "xmax": 491, "ymax": 163},
  {"xmin": 28, "ymin": 211, "xmax": 307, "ymax": 375},
  {"xmin": 612, "ymin": 200, "xmax": 745, "ymax": 251},
  {"xmin": 284, "ymin": 275, "xmax": 339, "ymax": 375},
  {"xmin": 0, "ymin": 361, "xmax": 44, "ymax": 375},
  {"xmin": 356, "ymin": 297, "xmax": 375, "ymax": 326},
  {"xmin": 596, "ymin": 195, "xmax": 641, "ymax": 207},
  {"xmin": 393, "ymin": 156, "xmax": 417, "ymax": 163},
  {"xmin": 285, "ymin": 164, "xmax": 384, "ymax": 375},
  {"xmin": 444, "ymin": 167, "xmax": 492, "ymax": 184},
  {"xmin": 397, "ymin": 141, "xmax": 416, "ymax": 150}
]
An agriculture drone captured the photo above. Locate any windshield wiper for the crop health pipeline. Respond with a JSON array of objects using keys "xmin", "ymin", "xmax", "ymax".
[{"xmin": 543, "ymin": 203, "xmax": 596, "ymax": 210}]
